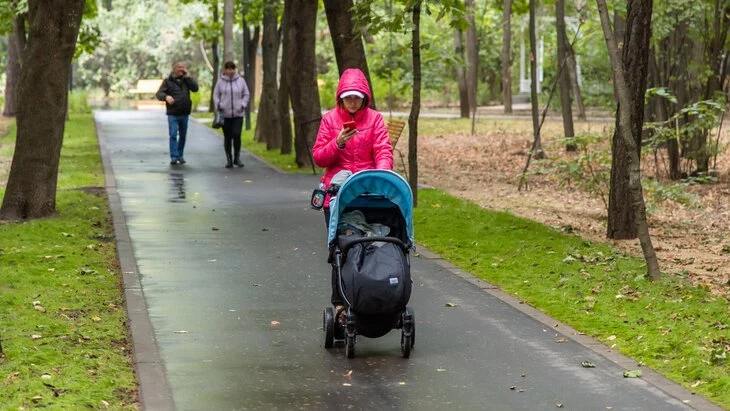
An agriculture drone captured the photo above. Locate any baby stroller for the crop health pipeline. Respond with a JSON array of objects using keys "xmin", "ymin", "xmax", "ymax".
[{"xmin": 321, "ymin": 170, "xmax": 415, "ymax": 358}]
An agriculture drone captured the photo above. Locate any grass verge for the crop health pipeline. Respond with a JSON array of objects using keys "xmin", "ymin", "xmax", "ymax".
[
  {"xmin": 222, "ymin": 118, "xmax": 730, "ymax": 409},
  {"xmin": 0, "ymin": 114, "xmax": 137, "ymax": 409}
]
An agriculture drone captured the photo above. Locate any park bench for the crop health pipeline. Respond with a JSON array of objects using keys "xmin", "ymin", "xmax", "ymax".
[
  {"xmin": 129, "ymin": 79, "xmax": 164, "ymax": 110},
  {"xmin": 386, "ymin": 119, "xmax": 406, "ymax": 150}
]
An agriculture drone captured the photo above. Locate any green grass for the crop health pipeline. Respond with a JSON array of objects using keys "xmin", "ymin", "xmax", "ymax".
[
  {"xmin": 413, "ymin": 189, "xmax": 729, "ymax": 408},
  {"xmin": 0, "ymin": 115, "xmax": 137, "ymax": 409},
  {"xmin": 207, "ymin": 116, "xmax": 729, "ymax": 408}
]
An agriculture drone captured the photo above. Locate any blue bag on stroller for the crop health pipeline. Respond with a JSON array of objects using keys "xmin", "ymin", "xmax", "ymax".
[{"xmin": 322, "ymin": 170, "xmax": 415, "ymax": 358}]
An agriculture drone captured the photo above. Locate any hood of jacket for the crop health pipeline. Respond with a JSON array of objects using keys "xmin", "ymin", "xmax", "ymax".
[
  {"xmin": 218, "ymin": 72, "xmax": 241, "ymax": 82},
  {"xmin": 335, "ymin": 68, "xmax": 371, "ymax": 108}
]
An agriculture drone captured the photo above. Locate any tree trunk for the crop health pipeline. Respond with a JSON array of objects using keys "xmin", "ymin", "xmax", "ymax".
[
  {"xmin": 209, "ymin": 5, "xmax": 220, "ymax": 113},
  {"xmin": 696, "ymin": 0, "xmax": 730, "ymax": 173},
  {"xmin": 278, "ymin": 5, "xmax": 293, "ymax": 155},
  {"xmin": 0, "ymin": 0, "xmax": 85, "ymax": 221},
  {"xmin": 556, "ymin": 0, "xmax": 575, "ymax": 151},
  {"xmin": 323, "ymin": 0, "xmax": 376, "ymax": 109},
  {"xmin": 607, "ymin": 0, "xmax": 652, "ymax": 240},
  {"xmin": 243, "ymin": 23, "xmax": 260, "ymax": 112},
  {"xmin": 565, "ymin": 40, "xmax": 586, "ymax": 120},
  {"xmin": 409, "ymin": 2, "xmax": 422, "ymax": 207},
  {"xmin": 597, "ymin": 0, "xmax": 660, "ymax": 280},
  {"xmin": 465, "ymin": 0, "xmax": 478, "ymax": 116},
  {"xmin": 528, "ymin": 0, "xmax": 544, "ymax": 159},
  {"xmin": 454, "ymin": 29, "xmax": 469, "ymax": 118},
  {"xmin": 502, "ymin": 0, "xmax": 513, "ymax": 114},
  {"xmin": 3, "ymin": 30, "xmax": 21, "ymax": 117},
  {"xmin": 223, "ymin": 0, "xmax": 234, "ymax": 63},
  {"xmin": 255, "ymin": 2, "xmax": 282, "ymax": 150},
  {"xmin": 284, "ymin": 0, "xmax": 320, "ymax": 169}
]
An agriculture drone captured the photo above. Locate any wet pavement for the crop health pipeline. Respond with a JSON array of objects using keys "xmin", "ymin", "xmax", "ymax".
[{"xmin": 96, "ymin": 110, "xmax": 721, "ymax": 411}]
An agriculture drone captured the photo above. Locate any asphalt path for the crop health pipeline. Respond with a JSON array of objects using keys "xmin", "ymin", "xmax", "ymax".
[{"xmin": 95, "ymin": 110, "xmax": 721, "ymax": 411}]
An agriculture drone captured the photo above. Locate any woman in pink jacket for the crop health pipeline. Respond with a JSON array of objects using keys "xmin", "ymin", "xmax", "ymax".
[{"xmin": 313, "ymin": 67, "xmax": 394, "ymax": 311}]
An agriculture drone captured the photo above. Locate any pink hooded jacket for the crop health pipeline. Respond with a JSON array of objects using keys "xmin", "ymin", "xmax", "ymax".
[{"xmin": 313, "ymin": 68, "xmax": 394, "ymax": 208}]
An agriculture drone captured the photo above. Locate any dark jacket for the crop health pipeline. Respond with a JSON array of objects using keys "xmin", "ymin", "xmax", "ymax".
[{"xmin": 156, "ymin": 74, "xmax": 199, "ymax": 116}]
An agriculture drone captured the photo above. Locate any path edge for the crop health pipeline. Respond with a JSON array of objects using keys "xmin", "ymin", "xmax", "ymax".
[
  {"xmin": 95, "ymin": 112, "xmax": 175, "ymax": 411},
  {"xmin": 415, "ymin": 245, "xmax": 724, "ymax": 411}
]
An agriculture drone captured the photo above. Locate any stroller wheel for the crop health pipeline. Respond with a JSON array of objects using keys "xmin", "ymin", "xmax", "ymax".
[
  {"xmin": 401, "ymin": 307, "xmax": 415, "ymax": 358},
  {"xmin": 346, "ymin": 335, "xmax": 355, "ymax": 358},
  {"xmin": 323, "ymin": 307, "xmax": 335, "ymax": 348},
  {"xmin": 401, "ymin": 332, "xmax": 412, "ymax": 358},
  {"xmin": 405, "ymin": 307, "xmax": 415, "ymax": 348}
]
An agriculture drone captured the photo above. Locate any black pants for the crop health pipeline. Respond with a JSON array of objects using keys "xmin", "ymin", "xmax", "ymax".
[
  {"xmin": 324, "ymin": 208, "xmax": 342, "ymax": 306},
  {"xmin": 222, "ymin": 117, "xmax": 243, "ymax": 157}
]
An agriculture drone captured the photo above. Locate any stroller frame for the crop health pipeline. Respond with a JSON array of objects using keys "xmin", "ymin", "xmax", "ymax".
[{"xmin": 321, "ymin": 170, "xmax": 415, "ymax": 358}]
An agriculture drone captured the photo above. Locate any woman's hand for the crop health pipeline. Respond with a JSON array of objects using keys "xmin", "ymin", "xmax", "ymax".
[{"xmin": 336, "ymin": 128, "xmax": 358, "ymax": 146}]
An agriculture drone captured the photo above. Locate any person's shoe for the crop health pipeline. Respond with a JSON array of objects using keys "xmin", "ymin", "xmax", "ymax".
[
  {"xmin": 225, "ymin": 154, "xmax": 233, "ymax": 168},
  {"xmin": 170, "ymin": 159, "xmax": 180, "ymax": 165},
  {"xmin": 234, "ymin": 156, "xmax": 244, "ymax": 168},
  {"xmin": 178, "ymin": 157, "xmax": 186, "ymax": 164}
]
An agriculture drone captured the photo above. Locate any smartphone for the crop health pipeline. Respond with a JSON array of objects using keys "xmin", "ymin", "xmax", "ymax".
[{"xmin": 343, "ymin": 121, "xmax": 356, "ymax": 131}]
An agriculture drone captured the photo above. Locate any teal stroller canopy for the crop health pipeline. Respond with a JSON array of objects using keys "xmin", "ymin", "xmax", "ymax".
[{"xmin": 327, "ymin": 170, "xmax": 414, "ymax": 245}]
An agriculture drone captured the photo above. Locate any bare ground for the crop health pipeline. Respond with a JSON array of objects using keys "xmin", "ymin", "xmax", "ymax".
[{"xmin": 394, "ymin": 113, "xmax": 730, "ymax": 299}]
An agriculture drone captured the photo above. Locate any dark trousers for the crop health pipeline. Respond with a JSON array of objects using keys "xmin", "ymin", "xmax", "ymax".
[
  {"xmin": 324, "ymin": 208, "xmax": 342, "ymax": 306},
  {"xmin": 222, "ymin": 117, "xmax": 243, "ymax": 157}
]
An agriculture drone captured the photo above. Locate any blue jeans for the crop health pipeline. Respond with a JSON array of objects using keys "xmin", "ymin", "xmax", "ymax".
[{"xmin": 167, "ymin": 115, "xmax": 189, "ymax": 160}]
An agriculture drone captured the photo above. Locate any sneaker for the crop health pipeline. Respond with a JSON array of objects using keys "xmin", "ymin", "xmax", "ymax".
[
  {"xmin": 179, "ymin": 157, "xmax": 186, "ymax": 164},
  {"xmin": 170, "ymin": 159, "xmax": 180, "ymax": 165}
]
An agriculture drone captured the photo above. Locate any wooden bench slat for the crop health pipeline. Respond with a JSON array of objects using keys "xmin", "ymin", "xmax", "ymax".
[{"xmin": 386, "ymin": 119, "xmax": 406, "ymax": 150}]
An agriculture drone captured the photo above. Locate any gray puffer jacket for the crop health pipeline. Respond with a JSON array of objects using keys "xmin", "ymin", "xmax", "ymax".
[{"xmin": 213, "ymin": 72, "xmax": 250, "ymax": 118}]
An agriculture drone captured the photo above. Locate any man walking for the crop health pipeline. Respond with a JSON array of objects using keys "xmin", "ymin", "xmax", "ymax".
[{"xmin": 156, "ymin": 62, "xmax": 199, "ymax": 165}]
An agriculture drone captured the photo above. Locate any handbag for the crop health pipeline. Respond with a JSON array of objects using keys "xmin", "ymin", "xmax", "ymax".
[{"xmin": 212, "ymin": 110, "xmax": 224, "ymax": 129}]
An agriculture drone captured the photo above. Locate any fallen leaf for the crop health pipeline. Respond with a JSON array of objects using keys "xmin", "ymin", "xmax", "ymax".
[
  {"xmin": 556, "ymin": 403, "xmax": 564, "ymax": 408},
  {"xmin": 445, "ymin": 302, "xmax": 458, "ymax": 307},
  {"xmin": 92, "ymin": 316, "xmax": 101, "ymax": 322},
  {"xmin": 581, "ymin": 361, "xmax": 596, "ymax": 368},
  {"xmin": 271, "ymin": 320, "xmax": 280, "ymax": 326},
  {"xmin": 31, "ymin": 335, "xmax": 42, "ymax": 340},
  {"xmin": 436, "ymin": 368, "xmax": 446, "ymax": 372},
  {"xmin": 343, "ymin": 370, "xmax": 353, "ymax": 377},
  {"xmin": 342, "ymin": 383, "xmax": 352, "ymax": 387},
  {"xmin": 173, "ymin": 330, "xmax": 188, "ymax": 334},
  {"xmin": 607, "ymin": 335, "xmax": 617, "ymax": 341},
  {"xmin": 555, "ymin": 337, "xmax": 567, "ymax": 343},
  {"xmin": 212, "ymin": 227, "xmax": 220, "ymax": 231},
  {"xmin": 623, "ymin": 369, "xmax": 642, "ymax": 378}
]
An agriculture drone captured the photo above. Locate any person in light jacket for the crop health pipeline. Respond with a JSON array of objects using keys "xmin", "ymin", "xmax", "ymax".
[
  {"xmin": 312, "ymin": 67, "xmax": 393, "ymax": 314},
  {"xmin": 213, "ymin": 61, "xmax": 251, "ymax": 168}
]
